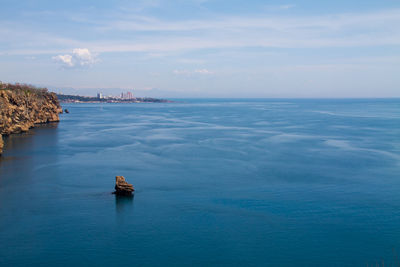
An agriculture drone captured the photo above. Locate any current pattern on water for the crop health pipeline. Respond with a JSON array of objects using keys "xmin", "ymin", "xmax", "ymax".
[{"xmin": 0, "ymin": 99, "xmax": 399, "ymax": 266}]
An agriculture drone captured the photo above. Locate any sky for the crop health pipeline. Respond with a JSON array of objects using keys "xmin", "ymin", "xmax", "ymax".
[{"xmin": 0, "ymin": 0, "xmax": 399, "ymax": 98}]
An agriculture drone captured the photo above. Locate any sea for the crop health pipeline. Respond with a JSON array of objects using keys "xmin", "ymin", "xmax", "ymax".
[{"xmin": 0, "ymin": 99, "xmax": 399, "ymax": 266}]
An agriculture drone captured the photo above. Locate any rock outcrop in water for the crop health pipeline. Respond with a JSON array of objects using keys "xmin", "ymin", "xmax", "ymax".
[
  {"xmin": 114, "ymin": 176, "xmax": 135, "ymax": 195},
  {"xmin": 0, "ymin": 83, "xmax": 62, "ymax": 155}
]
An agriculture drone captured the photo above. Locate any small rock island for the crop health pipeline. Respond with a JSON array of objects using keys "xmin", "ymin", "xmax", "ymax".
[{"xmin": 114, "ymin": 176, "xmax": 135, "ymax": 196}]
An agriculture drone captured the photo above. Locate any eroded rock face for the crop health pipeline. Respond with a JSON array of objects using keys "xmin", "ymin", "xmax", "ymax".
[
  {"xmin": 114, "ymin": 176, "xmax": 134, "ymax": 195},
  {"xmin": 0, "ymin": 134, "xmax": 3, "ymax": 156},
  {"xmin": 0, "ymin": 86, "xmax": 62, "ymax": 155}
]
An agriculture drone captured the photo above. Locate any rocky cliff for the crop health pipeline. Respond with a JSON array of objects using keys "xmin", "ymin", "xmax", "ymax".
[{"xmin": 0, "ymin": 83, "xmax": 62, "ymax": 155}]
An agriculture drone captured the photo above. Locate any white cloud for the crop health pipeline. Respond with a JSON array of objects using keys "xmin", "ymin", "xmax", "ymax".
[
  {"xmin": 194, "ymin": 69, "xmax": 213, "ymax": 74},
  {"xmin": 72, "ymin": 48, "xmax": 97, "ymax": 66},
  {"xmin": 52, "ymin": 48, "xmax": 98, "ymax": 68},
  {"xmin": 53, "ymin": 54, "xmax": 73, "ymax": 67},
  {"xmin": 173, "ymin": 69, "xmax": 213, "ymax": 75}
]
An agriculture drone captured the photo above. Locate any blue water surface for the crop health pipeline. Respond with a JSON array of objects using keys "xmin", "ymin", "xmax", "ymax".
[{"xmin": 1, "ymin": 99, "xmax": 400, "ymax": 266}]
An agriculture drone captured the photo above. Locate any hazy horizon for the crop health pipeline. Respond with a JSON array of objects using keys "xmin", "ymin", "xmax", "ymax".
[
  {"xmin": 50, "ymin": 87, "xmax": 400, "ymax": 99},
  {"xmin": 1, "ymin": 0, "xmax": 400, "ymax": 98}
]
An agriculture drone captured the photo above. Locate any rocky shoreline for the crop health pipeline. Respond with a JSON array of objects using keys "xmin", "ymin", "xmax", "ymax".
[{"xmin": 0, "ymin": 83, "xmax": 62, "ymax": 155}]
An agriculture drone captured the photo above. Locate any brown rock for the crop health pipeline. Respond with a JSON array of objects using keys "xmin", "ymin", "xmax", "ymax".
[
  {"xmin": 0, "ymin": 134, "xmax": 3, "ymax": 156},
  {"xmin": 0, "ymin": 84, "xmax": 63, "ymax": 154},
  {"xmin": 114, "ymin": 176, "xmax": 134, "ymax": 195}
]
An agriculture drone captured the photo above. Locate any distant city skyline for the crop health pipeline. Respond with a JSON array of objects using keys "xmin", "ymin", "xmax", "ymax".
[
  {"xmin": 1, "ymin": 0, "xmax": 400, "ymax": 98},
  {"xmin": 94, "ymin": 91, "xmax": 135, "ymax": 100}
]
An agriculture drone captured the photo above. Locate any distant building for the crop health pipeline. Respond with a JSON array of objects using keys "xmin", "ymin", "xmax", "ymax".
[
  {"xmin": 120, "ymin": 91, "xmax": 135, "ymax": 100},
  {"xmin": 97, "ymin": 93, "xmax": 103, "ymax": 99}
]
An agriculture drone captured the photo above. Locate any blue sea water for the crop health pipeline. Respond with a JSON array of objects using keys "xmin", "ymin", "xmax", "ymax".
[{"xmin": 0, "ymin": 99, "xmax": 400, "ymax": 266}]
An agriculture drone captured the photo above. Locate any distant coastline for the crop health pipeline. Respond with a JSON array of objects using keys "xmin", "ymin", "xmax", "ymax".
[{"xmin": 57, "ymin": 94, "xmax": 172, "ymax": 103}]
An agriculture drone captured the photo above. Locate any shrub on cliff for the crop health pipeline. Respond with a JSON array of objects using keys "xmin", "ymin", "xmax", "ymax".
[{"xmin": 0, "ymin": 82, "xmax": 48, "ymax": 96}]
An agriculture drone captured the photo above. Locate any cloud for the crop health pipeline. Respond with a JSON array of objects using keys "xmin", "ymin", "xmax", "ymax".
[
  {"xmin": 72, "ymin": 48, "xmax": 97, "ymax": 65},
  {"xmin": 53, "ymin": 54, "xmax": 73, "ymax": 67},
  {"xmin": 83, "ymin": 8, "xmax": 400, "ymax": 52},
  {"xmin": 2, "ymin": 8, "xmax": 400, "ymax": 57},
  {"xmin": 279, "ymin": 4, "xmax": 295, "ymax": 9},
  {"xmin": 52, "ymin": 48, "xmax": 98, "ymax": 68},
  {"xmin": 194, "ymin": 69, "xmax": 213, "ymax": 74},
  {"xmin": 173, "ymin": 69, "xmax": 214, "ymax": 75},
  {"xmin": 173, "ymin": 70, "xmax": 190, "ymax": 75}
]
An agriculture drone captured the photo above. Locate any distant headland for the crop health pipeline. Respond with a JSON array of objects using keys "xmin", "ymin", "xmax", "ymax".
[{"xmin": 57, "ymin": 91, "xmax": 171, "ymax": 103}]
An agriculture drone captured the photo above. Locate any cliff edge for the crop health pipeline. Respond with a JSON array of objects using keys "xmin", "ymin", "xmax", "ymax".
[{"xmin": 0, "ymin": 83, "xmax": 62, "ymax": 155}]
